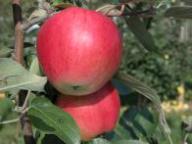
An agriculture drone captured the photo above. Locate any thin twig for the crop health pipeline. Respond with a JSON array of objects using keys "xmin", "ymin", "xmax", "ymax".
[
  {"xmin": 21, "ymin": 91, "xmax": 31, "ymax": 110},
  {"xmin": 21, "ymin": 107, "xmax": 30, "ymax": 116},
  {"xmin": 0, "ymin": 118, "xmax": 19, "ymax": 125},
  {"xmin": 96, "ymin": 3, "xmax": 155, "ymax": 18},
  {"xmin": 122, "ymin": 6, "xmax": 155, "ymax": 17},
  {"xmin": 22, "ymin": 16, "xmax": 47, "ymax": 31},
  {"xmin": 183, "ymin": 133, "xmax": 189, "ymax": 144}
]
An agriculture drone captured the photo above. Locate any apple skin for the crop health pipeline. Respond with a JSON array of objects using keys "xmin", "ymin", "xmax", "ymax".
[
  {"xmin": 56, "ymin": 82, "xmax": 120, "ymax": 141},
  {"xmin": 37, "ymin": 7, "xmax": 122, "ymax": 96}
]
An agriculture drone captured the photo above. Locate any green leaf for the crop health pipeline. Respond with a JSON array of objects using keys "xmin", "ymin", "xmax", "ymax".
[
  {"xmin": 111, "ymin": 0, "xmax": 119, "ymax": 4},
  {"xmin": 0, "ymin": 98, "xmax": 14, "ymax": 121},
  {"xmin": 29, "ymin": 56, "xmax": 42, "ymax": 75},
  {"xmin": 52, "ymin": 0, "xmax": 63, "ymax": 4},
  {"xmin": 113, "ymin": 140, "xmax": 148, "ymax": 144},
  {"xmin": 116, "ymin": 106, "xmax": 157, "ymax": 140},
  {"xmin": 115, "ymin": 72, "xmax": 172, "ymax": 142},
  {"xmin": 89, "ymin": 138, "xmax": 111, "ymax": 144},
  {"xmin": 36, "ymin": 130, "xmax": 46, "ymax": 144},
  {"xmin": 51, "ymin": 0, "xmax": 73, "ymax": 9},
  {"xmin": 0, "ymin": 58, "xmax": 47, "ymax": 92},
  {"xmin": 116, "ymin": 72, "xmax": 161, "ymax": 106},
  {"xmin": 165, "ymin": 6, "xmax": 192, "ymax": 19},
  {"xmin": 115, "ymin": 123, "xmax": 132, "ymax": 139},
  {"xmin": 182, "ymin": 116, "xmax": 192, "ymax": 133},
  {"xmin": 28, "ymin": 97, "xmax": 80, "ymax": 144},
  {"xmin": 187, "ymin": 134, "xmax": 192, "ymax": 143},
  {"xmin": 41, "ymin": 134, "xmax": 65, "ymax": 144},
  {"xmin": 125, "ymin": 16, "xmax": 157, "ymax": 52},
  {"xmin": 0, "ymin": 48, "xmax": 12, "ymax": 58}
]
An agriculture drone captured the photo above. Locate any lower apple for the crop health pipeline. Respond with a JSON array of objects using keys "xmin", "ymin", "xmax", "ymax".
[{"xmin": 56, "ymin": 82, "xmax": 120, "ymax": 141}]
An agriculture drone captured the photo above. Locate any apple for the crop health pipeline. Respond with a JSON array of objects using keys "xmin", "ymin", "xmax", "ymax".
[
  {"xmin": 56, "ymin": 82, "xmax": 120, "ymax": 141},
  {"xmin": 37, "ymin": 7, "xmax": 122, "ymax": 96}
]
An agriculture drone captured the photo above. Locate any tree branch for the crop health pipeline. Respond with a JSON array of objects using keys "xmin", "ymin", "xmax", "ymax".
[
  {"xmin": 12, "ymin": 0, "xmax": 24, "ymax": 64},
  {"xmin": 12, "ymin": 1, "xmax": 36, "ymax": 144},
  {"xmin": 96, "ymin": 3, "xmax": 155, "ymax": 18}
]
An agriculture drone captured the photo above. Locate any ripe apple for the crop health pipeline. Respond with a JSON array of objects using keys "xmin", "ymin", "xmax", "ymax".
[
  {"xmin": 56, "ymin": 82, "xmax": 120, "ymax": 141},
  {"xmin": 37, "ymin": 7, "xmax": 122, "ymax": 96}
]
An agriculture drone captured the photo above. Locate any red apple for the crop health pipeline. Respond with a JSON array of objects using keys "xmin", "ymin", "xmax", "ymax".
[
  {"xmin": 37, "ymin": 7, "xmax": 122, "ymax": 95},
  {"xmin": 56, "ymin": 82, "xmax": 120, "ymax": 141}
]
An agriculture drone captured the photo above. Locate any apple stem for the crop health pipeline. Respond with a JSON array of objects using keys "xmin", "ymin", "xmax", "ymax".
[{"xmin": 12, "ymin": 1, "xmax": 36, "ymax": 144}]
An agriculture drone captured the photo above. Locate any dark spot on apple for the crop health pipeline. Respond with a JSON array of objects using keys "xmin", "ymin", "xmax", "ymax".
[{"xmin": 72, "ymin": 85, "xmax": 81, "ymax": 90}]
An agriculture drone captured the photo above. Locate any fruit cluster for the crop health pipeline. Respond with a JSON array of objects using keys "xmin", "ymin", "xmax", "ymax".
[{"xmin": 37, "ymin": 7, "xmax": 122, "ymax": 141}]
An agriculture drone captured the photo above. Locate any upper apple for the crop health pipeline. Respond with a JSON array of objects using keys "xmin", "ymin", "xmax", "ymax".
[{"xmin": 37, "ymin": 7, "xmax": 122, "ymax": 95}]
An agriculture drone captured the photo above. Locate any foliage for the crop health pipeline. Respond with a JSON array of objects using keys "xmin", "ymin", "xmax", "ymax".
[{"xmin": 120, "ymin": 8, "xmax": 192, "ymax": 99}]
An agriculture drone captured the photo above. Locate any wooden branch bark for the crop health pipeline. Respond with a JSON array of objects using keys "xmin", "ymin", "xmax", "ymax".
[
  {"xmin": 12, "ymin": 0, "xmax": 24, "ymax": 64},
  {"xmin": 12, "ymin": 0, "xmax": 36, "ymax": 144}
]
